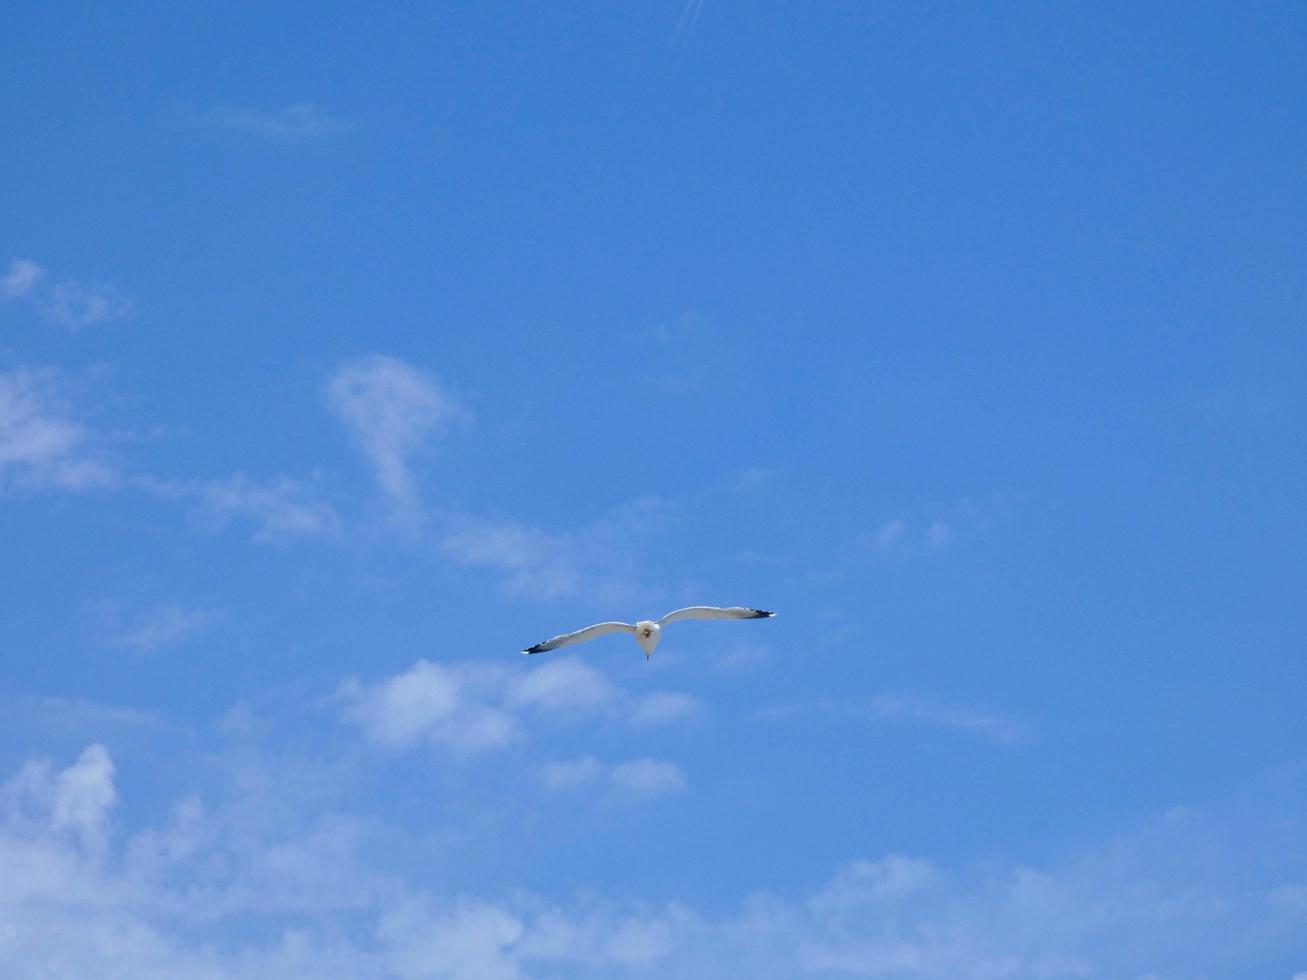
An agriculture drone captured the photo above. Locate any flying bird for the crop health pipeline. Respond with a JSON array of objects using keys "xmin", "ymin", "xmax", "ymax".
[{"xmin": 523, "ymin": 606, "xmax": 775, "ymax": 660}]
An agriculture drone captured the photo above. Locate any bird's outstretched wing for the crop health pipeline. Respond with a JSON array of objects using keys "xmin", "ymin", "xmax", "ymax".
[
  {"xmin": 656, "ymin": 606, "xmax": 775, "ymax": 627},
  {"xmin": 523, "ymin": 621, "xmax": 635, "ymax": 655}
]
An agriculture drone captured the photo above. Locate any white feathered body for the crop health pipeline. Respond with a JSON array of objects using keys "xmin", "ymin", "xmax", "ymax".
[{"xmin": 634, "ymin": 620, "xmax": 661, "ymax": 655}]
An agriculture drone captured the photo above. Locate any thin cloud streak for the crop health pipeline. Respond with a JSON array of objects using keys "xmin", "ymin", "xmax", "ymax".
[
  {"xmin": 759, "ymin": 694, "xmax": 1024, "ymax": 744},
  {"xmin": 31, "ymin": 697, "xmax": 173, "ymax": 733},
  {"xmin": 104, "ymin": 603, "xmax": 212, "ymax": 654},
  {"xmin": 134, "ymin": 471, "xmax": 341, "ymax": 540},
  {"xmin": 0, "ymin": 362, "xmax": 337, "ymax": 541},
  {"xmin": 1, "ymin": 257, "xmax": 132, "ymax": 329},
  {"xmin": 871, "ymin": 694, "xmax": 1023, "ymax": 743},
  {"xmin": 192, "ymin": 472, "xmax": 340, "ymax": 540},
  {"xmin": 200, "ymin": 103, "xmax": 352, "ymax": 143},
  {"xmin": 442, "ymin": 494, "xmax": 674, "ymax": 603},
  {"xmin": 713, "ymin": 643, "xmax": 770, "ymax": 673},
  {"xmin": 536, "ymin": 755, "xmax": 688, "ymax": 798},
  {"xmin": 628, "ymin": 691, "xmax": 704, "ymax": 728}
]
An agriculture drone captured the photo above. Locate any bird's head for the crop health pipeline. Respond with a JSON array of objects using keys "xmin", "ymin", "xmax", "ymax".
[{"xmin": 634, "ymin": 620, "xmax": 661, "ymax": 659}]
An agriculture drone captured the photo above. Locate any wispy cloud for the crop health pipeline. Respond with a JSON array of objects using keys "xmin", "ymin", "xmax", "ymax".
[
  {"xmin": 34, "ymin": 280, "xmax": 134, "ymax": 329},
  {"xmin": 925, "ymin": 519, "xmax": 951, "ymax": 546},
  {"xmin": 0, "ymin": 360, "xmax": 338, "ymax": 540},
  {"xmin": 28, "ymin": 697, "xmax": 172, "ymax": 734},
  {"xmin": 2, "ymin": 744, "xmax": 118, "ymax": 854},
  {"xmin": 337, "ymin": 657, "xmax": 701, "ymax": 755},
  {"xmin": 507, "ymin": 657, "xmax": 620, "ymax": 715},
  {"xmin": 1, "ymin": 744, "xmax": 1304, "ymax": 977},
  {"xmin": 537, "ymin": 755, "xmax": 688, "ymax": 799},
  {"xmin": 628, "ymin": 691, "xmax": 705, "ymax": 727},
  {"xmin": 442, "ymin": 521, "xmax": 585, "ymax": 599},
  {"xmin": 760, "ymin": 693, "xmax": 1023, "ymax": 743},
  {"xmin": 326, "ymin": 354, "xmax": 459, "ymax": 522},
  {"xmin": 875, "ymin": 518, "xmax": 907, "ymax": 549},
  {"xmin": 201, "ymin": 103, "xmax": 352, "ymax": 143},
  {"xmin": 870, "ymin": 694, "xmax": 1023, "ymax": 743},
  {"xmin": 1, "ymin": 257, "xmax": 132, "ymax": 329},
  {"xmin": 713, "ymin": 642, "xmax": 770, "ymax": 673},
  {"xmin": 535, "ymin": 754, "xmax": 607, "ymax": 790},
  {"xmin": 442, "ymin": 494, "xmax": 673, "ymax": 603},
  {"xmin": 441, "ymin": 468, "xmax": 762, "ymax": 604},
  {"xmin": 649, "ymin": 312, "xmax": 721, "ymax": 392},
  {"xmin": 137, "ymin": 471, "xmax": 339, "ymax": 541},
  {"xmin": 1, "ymin": 257, "xmax": 43, "ymax": 298},
  {"xmin": 873, "ymin": 516, "xmax": 951, "ymax": 551},
  {"xmin": 610, "ymin": 757, "xmax": 688, "ymax": 796},
  {"xmin": 337, "ymin": 660, "xmax": 520, "ymax": 753},
  {"xmin": 100, "ymin": 603, "xmax": 212, "ymax": 654},
  {"xmin": 0, "ymin": 367, "xmax": 115, "ymax": 491},
  {"xmin": 873, "ymin": 491, "xmax": 1025, "ymax": 554},
  {"xmin": 192, "ymin": 472, "xmax": 340, "ymax": 540}
]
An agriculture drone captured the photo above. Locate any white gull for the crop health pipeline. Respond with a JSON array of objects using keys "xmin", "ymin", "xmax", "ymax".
[{"xmin": 524, "ymin": 606, "xmax": 775, "ymax": 660}]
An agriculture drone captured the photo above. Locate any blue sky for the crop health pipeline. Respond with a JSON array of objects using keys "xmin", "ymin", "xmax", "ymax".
[{"xmin": 2, "ymin": 2, "xmax": 1306, "ymax": 976}]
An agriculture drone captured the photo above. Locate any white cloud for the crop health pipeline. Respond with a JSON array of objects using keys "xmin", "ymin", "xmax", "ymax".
[
  {"xmin": 609, "ymin": 758, "xmax": 688, "ymax": 797},
  {"xmin": 0, "ymin": 367, "xmax": 115, "ymax": 490},
  {"xmin": 129, "ymin": 470, "xmax": 338, "ymax": 541},
  {"xmin": 2, "ymin": 744, "xmax": 117, "ymax": 855},
  {"xmin": 442, "ymin": 521, "xmax": 584, "ymax": 600},
  {"xmin": 805, "ymin": 855, "xmax": 939, "ymax": 918},
  {"xmin": 442, "ymin": 494, "xmax": 673, "ymax": 603},
  {"xmin": 760, "ymin": 695, "xmax": 1023, "ymax": 744},
  {"xmin": 104, "ymin": 603, "xmax": 211, "ymax": 654},
  {"xmin": 628, "ymin": 691, "xmax": 704, "ymax": 727},
  {"xmin": 35, "ymin": 697, "xmax": 171, "ymax": 733},
  {"xmin": 0, "ymin": 745, "xmax": 401, "ymax": 977},
  {"xmin": 191, "ymin": 472, "xmax": 340, "ymax": 540},
  {"xmin": 506, "ymin": 657, "xmax": 618, "ymax": 715},
  {"xmin": 1, "ymin": 257, "xmax": 43, "ymax": 298},
  {"xmin": 0, "ymin": 369, "xmax": 82, "ymax": 472},
  {"xmin": 380, "ymin": 898, "xmax": 525, "ymax": 980},
  {"xmin": 536, "ymin": 755, "xmax": 687, "ymax": 799},
  {"xmin": 337, "ymin": 660, "xmax": 519, "ymax": 753},
  {"xmin": 33, "ymin": 280, "xmax": 133, "ymax": 328},
  {"xmin": 536, "ymin": 756, "xmax": 606, "ymax": 790},
  {"xmin": 0, "ymin": 365, "xmax": 335, "ymax": 536},
  {"xmin": 876, "ymin": 518, "xmax": 907, "ymax": 548},
  {"xmin": 1, "ymin": 257, "xmax": 132, "ymax": 328},
  {"xmin": 870, "ymin": 694, "xmax": 1022, "ymax": 743},
  {"xmin": 649, "ymin": 312, "xmax": 720, "ymax": 392},
  {"xmin": 337, "ymin": 658, "xmax": 700, "ymax": 755},
  {"xmin": 714, "ymin": 642, "xmax": 770, "ymax": 673},
  {"xmin": 1, "ymin": 745, "xmax": 1306, "ymax": 978},
  {"xmin": 202, "ymin": 103, "xmax": 352, "ymax": 142},
  {"xmin": 49, "ymin": 745, "xmax": 117, "ymax": 854},
  {"xmin": 926, "ymin": 519, "xmax": 951, "ymax": 546},
  {"xmin": 874, "ymin": 517, "xmax": 952, "ymax": 550},
  {"xmin": 873, "ymin": 492, "xmax": 1025, "ymax": 554},
  {"xmin": 326, "ymin": 354, "xmax": 458, "ymax": 519}
]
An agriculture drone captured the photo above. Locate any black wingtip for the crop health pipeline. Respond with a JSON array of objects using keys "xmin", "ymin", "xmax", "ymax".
[
  {"xmin": 753, "ymin": 609, "xmax": 776, "ymax": 618},
  {"xmin": 523, "ymin": 644, "xmax": 545, "ymax": 655}
]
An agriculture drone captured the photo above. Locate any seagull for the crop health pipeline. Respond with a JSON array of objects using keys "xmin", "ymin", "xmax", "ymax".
[{"xmin": 523, "ymin": 606, "xmax": 775, "ymax": 660}]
